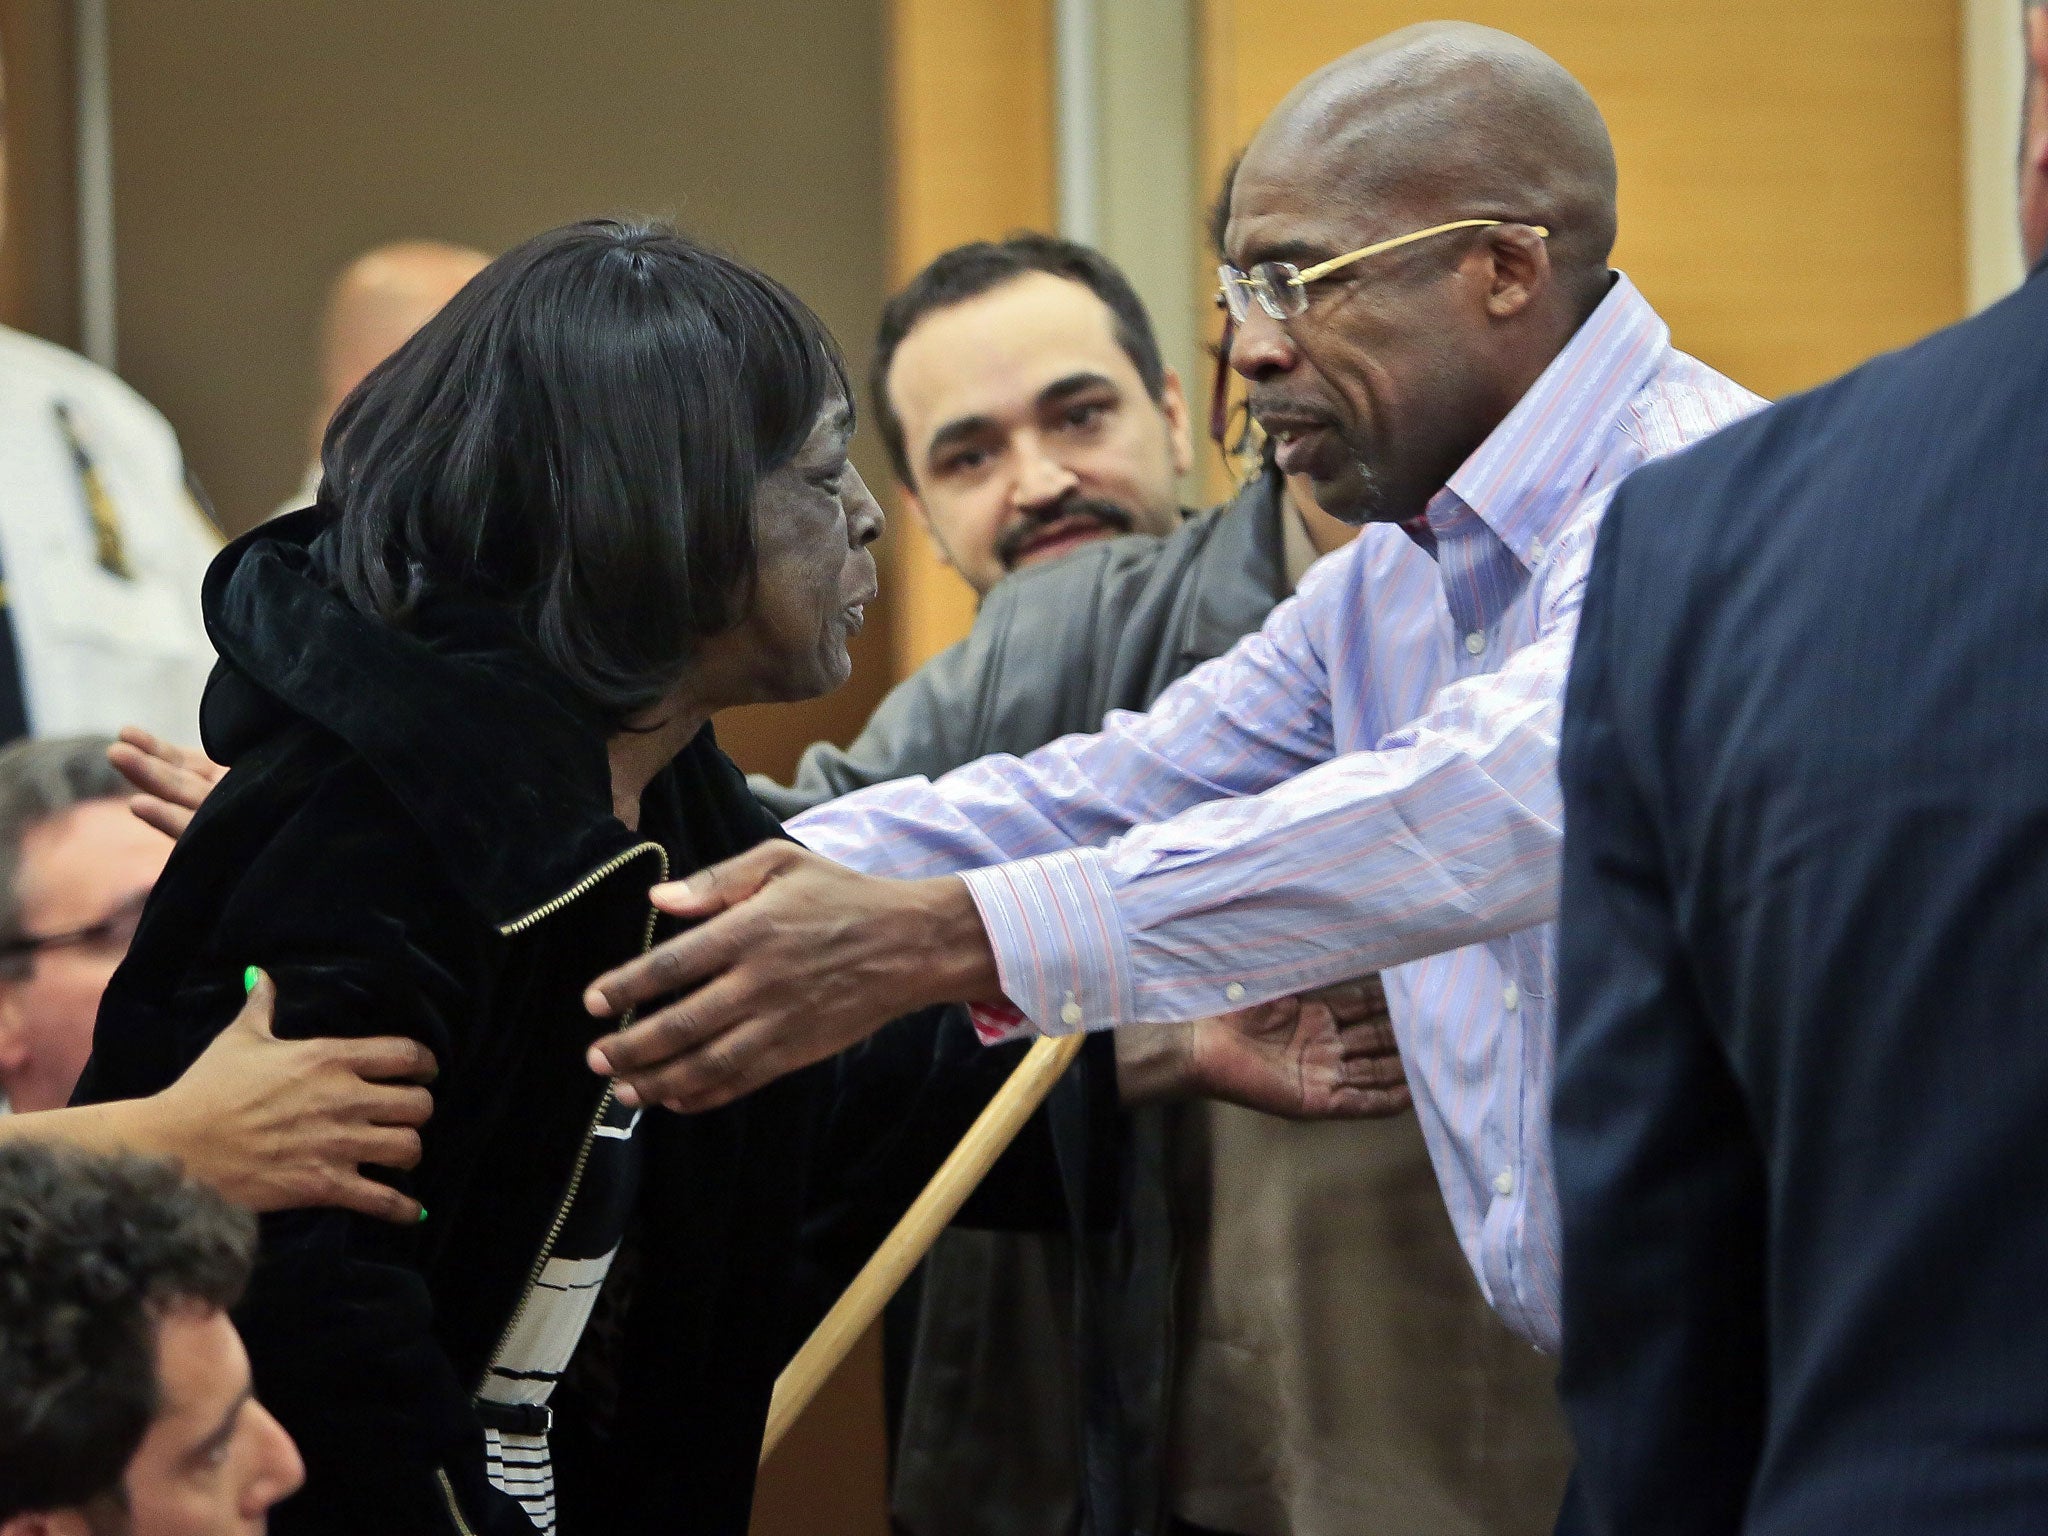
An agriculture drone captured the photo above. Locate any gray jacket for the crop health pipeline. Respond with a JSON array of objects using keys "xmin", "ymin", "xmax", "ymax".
[{"xmin": 759, "ymin": 471, "xmax": 1290, "ymax": 1536}]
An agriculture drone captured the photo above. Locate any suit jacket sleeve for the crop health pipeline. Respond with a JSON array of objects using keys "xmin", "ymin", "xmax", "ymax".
[{"xmin": 1552, "ymin": 479, "xmax": 1768, "ymax": 1533}]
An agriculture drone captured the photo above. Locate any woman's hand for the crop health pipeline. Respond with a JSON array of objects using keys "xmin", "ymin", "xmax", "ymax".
[
  {"xmin": 107, "ymin": 726, "xmax": 226, "ymax": 839},
  {"xmin": 1131, "ymin": 976, "xmax": 1409, "ymax": 1120},
  {"xmin": 141, "ymin": 970, "xmax": 440, "ymax": 1221}
]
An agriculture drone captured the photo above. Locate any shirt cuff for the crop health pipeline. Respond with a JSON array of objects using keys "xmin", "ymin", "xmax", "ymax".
[
  {"xmin": 960, "ymin": 849, "xmax": 1138, "ymax": 1036},
  {"xmin": 966, "ymin": 1001, "xmax": 1032, "ymax": 1046}
]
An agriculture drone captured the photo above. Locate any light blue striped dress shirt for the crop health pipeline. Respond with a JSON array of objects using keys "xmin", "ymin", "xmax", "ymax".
[{"xmin": 789, "ymin": 275, "xmax": 1762, "ymax": 1350}]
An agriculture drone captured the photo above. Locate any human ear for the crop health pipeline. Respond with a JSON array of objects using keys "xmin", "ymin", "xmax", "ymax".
[
  {"xmin": 1157, "ymin": 367, "xmax": 1195, "ymax": 477},
  {"xmin": 1480, "ymin": 226, "xmax": 1551, "ymax": 320}
]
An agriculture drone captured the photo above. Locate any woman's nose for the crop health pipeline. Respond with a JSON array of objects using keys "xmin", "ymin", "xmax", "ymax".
[{"xmin": 844, "ymin": 465, "xmax": 885, "ymax": 547}]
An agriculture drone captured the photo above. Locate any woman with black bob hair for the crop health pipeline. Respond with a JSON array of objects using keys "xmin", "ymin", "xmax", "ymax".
[{"xmin": 76, "ymin": 220, "xmax": 883, "ymax": 1534}]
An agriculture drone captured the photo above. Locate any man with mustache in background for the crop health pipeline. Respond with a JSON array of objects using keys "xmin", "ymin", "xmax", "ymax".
[{"xmin": 864, "ymin": 235, "xmax": 1190, "ymax": 598}]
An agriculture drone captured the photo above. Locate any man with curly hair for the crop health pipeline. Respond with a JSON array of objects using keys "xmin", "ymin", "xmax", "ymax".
[{"xmin": 0, "ymin": 1143, "xmax": 302, "ymax": 1535}]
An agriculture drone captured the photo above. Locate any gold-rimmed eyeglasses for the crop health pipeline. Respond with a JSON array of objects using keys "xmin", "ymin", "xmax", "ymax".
[{"xmin": 1217, "ymin": 218, "xmax": 1549, "ymax": 324}]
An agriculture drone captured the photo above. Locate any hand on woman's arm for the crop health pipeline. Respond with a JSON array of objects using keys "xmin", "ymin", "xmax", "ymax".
[{"xmin": 1, "ymin": 971, "xmax": 437, "ymax": 1221}]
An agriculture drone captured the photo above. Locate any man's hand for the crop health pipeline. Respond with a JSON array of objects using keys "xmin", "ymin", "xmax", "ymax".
[
  {"xmin": 1184, "ymin": 977, "xmax": 1410, "ymax": 1120},
  {"xmin": 584, "ymin": 843, "xmax": 1001, "ymax": 1114},
  {"xmin": 143, "ymin": 969, "xmax": 439, "ymax": 1222},
  {"xmin": 107, "ymin": 726, "xmax": 226, "ymax": 839}
]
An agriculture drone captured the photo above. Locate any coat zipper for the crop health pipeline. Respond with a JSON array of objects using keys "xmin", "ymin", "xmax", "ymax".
[
  {"xmin": 472, "ymin": 840, "xmax": 668, "ymax": 1410},
  {"xmin": 436, "ymin": 1469, "xmax": 479, "ymax": 1536},
  {"xmin": 496, "ymin": 841, "xmax": 668, "ymax": 937}
]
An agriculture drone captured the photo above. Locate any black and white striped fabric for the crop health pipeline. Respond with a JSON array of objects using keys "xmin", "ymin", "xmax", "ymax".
[{"xmin": 477, "ymin": 1094, "xmax": 643, "ymax": 1533}]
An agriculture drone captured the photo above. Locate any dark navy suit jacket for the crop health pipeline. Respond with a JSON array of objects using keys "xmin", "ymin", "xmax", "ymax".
[{"xmin": 1554, "ymin": 258, "xmax": 2048, "ymax": 1534}]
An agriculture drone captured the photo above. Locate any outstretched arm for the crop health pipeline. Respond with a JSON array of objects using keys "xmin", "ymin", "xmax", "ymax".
[
  {"xmin": 582, "ymin": 531, "xmax": 1582, "ymax": 1112},
  {"xmin": 2, "ymin": 971, "xmax": 436, "ymax": 1221}
]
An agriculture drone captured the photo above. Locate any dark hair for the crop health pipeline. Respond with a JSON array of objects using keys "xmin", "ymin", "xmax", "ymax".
[
  {"xmin": 0, "ymin": 1143, "xmax": 255, "ymax": 1518},
  {"xmin": 869, "ymin": 233, "xmax": 1165, "ymax": 487},
  {"xmin": 315, "ymin": 218, "xmax": 850, "ymax": 727}
]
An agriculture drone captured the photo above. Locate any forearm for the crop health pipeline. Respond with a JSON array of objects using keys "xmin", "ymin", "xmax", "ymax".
[
  {"xmin": 789, "ymin": 604, "xmax": 1334, "ymax": 882},
  {"xmin": 1111, "ymin": 1021, "xmax": 1195, "ymax": 1104},
  {"xmin": 965, "ymin": 598, "xmax": 1579, "ymax": 1039},
  {"xmin": 907, "ymin": 874, "xmax": 1004, "ymax": 1008},
  {"xmin": 0, "ymin": 1096, "xmax": 176, "ymax": 1161},
  {"xmin": 966, "ymin": 750, "xmax": 1558, "ymax": 1042}
]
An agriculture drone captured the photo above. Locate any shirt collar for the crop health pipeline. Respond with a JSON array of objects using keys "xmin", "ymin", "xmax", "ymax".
[{"xmin": 1431, "ymin": 271, "xmax": 1670, "ymax": 568}]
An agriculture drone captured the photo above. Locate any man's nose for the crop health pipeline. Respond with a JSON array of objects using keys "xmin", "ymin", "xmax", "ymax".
[
  {"xmin": 843, "ymin": 465, "xmax": 885, "ymax": 547},
  {"xmin": 1010, "ymin": 434, "xmax": 1079, "ymax": 512},
  {"xmin": 1230, "ymin": 307, "xmax": 1299, "ymax": 383},
  {"xmin": 245, "ymin": 1402, "xmax": 307, "ymax": 1510}
]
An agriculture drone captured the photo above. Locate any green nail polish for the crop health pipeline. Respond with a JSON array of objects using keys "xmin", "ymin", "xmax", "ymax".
[
  {"xmin": 416, "ymin": 1207, "xmax": 429, "ymax": 1223},
  {"xmin": 243, "ymin": 966, "xmax": 259, "ymax": 996}
]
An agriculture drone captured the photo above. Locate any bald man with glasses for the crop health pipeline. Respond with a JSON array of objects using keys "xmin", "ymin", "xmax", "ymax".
[{"xmin": 585, "ymin": 34, "xmax": 1763, "ymax": 1524}]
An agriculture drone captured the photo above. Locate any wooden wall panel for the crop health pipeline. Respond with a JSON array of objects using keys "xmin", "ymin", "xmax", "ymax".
[
  {"xmin": 0, "ymin": 0, "xmax": 80, "ymax": 346},
  {"xmin": 1196, "ymin": 0, "xmax": 1964, "ymax": 486},
  {"xmin": 885, "ymin": 0, "xmax": 1055, "ymax": 672},
  {"xmin": 102, "ymin": 0, "xmax": 895, "ymax": 791}
]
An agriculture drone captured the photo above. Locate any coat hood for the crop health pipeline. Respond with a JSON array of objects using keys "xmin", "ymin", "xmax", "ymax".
[{"xmin": 199, "ymin": 504, "xmax": 652, "ymax": 929}]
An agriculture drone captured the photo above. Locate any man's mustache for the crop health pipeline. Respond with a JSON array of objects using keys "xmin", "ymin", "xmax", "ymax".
[{"xmin": 996, "ymin": 499, "xmax": 1138, "ymax": 569}]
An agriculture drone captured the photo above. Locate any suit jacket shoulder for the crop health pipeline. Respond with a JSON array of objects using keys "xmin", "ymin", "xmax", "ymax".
[
  {"xmin": 1560, "ymin": 265, "xmax": 2048, "ymax": 1534},
  {"xmin": 1608, "ymin": 266, "xmax": 2048, "ymax": 573}
]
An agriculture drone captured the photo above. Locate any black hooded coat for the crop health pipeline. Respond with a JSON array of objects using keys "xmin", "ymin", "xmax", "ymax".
[{"xmin": 75, "ymin": 507, "xmax": 1003, "ymax": 1533}]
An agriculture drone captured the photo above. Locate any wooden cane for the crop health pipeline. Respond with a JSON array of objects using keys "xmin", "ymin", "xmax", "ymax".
[{"xmin": 759, "ymin": 1029, "xmax": 1088, "ymax": 1464}]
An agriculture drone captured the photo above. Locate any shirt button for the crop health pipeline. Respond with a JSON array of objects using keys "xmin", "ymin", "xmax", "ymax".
[
  {"xmin": 1464, "ymin": 630, "xmax": 1486, "ymax": 655},
  {"xmin": 1502, "ymin": 981, "xmax": 1520, "ymax": 1012},
  {"xmin": 1060, "ymin": 1000, "xmax": 1084, "ymax": 1028},
  {"xmin": 1493, "ymin": 1167, "xmax": 1516, "ymax": 1197},
  {"xmin": 1224, "ymin": 982, "xmax": 1246, "ymax": 1003}
]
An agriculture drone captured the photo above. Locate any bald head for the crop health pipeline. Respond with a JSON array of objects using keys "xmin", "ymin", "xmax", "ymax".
[
  {"xmin": 1244, "ymin": 23, "xmax": 1617, "ymax": 304},
  {"xmin": 314, "ymin": 240, "xmax": 489, "ymax": 449},
  {"xmin": 1220, "ymin": 26, "xmax": 1626, "ymax": 528}
]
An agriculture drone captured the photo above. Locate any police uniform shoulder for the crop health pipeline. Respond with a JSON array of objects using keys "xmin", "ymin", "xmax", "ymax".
[{"xmin": 0, "ymin": 322, "xmax": 182, "ymax": 449}]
